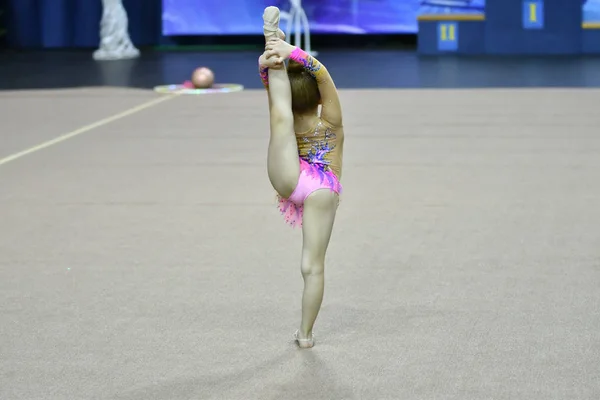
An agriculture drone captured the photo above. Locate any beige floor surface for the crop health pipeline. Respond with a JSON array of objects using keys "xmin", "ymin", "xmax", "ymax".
[{"xmin": 1, "ymin": 87, "xmax": 599, "ymax": 400}]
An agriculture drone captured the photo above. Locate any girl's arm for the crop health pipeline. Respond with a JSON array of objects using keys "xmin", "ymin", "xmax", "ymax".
[
  {"xmin": 259, "ymin": 62, "xmax": 270, "ymax": 89},
  {"xmin": 287, "ymin": 47, "xmax": 342, "ymax": 128},
  {"xmin": 258, "ymin": 51, "xmax": 285, "ymax": 89}
]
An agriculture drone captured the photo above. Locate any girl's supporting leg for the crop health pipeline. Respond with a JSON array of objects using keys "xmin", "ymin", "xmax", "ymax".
[{"xmin": 296, "ymin": 189, "xmax": 339, "ymax": 348}]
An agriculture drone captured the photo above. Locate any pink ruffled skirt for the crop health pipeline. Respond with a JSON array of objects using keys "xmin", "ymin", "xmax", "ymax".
[{"xmin": 276, "ymin": 158, "xmax": 342, "ymax": 228}]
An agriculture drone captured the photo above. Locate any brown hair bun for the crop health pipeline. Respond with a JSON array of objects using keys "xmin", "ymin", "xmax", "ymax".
[{"xmin": 287, "ymin": 59, "xmax": 305, "ymax": 73}]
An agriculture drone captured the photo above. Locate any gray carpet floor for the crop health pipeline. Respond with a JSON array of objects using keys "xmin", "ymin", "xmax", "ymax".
[{"xmin": 1, "ymin": 87, "xmax": 599, "ymax": 399}]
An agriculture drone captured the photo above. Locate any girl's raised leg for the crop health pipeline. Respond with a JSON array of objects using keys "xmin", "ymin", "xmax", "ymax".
[{"xmin": 260, "ymin": 7, "xmax": 300, "ymax": 198}]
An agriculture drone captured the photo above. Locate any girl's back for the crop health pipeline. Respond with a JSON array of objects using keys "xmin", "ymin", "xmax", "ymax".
[{"xmin": 296, "ymin": 118, "xmax": 344, "ymax": 180}]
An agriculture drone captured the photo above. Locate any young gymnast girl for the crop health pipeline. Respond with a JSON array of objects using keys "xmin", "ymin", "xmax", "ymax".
[{"xmin": 258, "ymin": 6, "xmax": 345, "ymax": 348}]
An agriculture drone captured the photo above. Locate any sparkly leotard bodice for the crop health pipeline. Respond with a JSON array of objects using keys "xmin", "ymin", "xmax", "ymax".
[{"xmin": 296, "ymin": 119, "xmax": 344, "ymax": 180}]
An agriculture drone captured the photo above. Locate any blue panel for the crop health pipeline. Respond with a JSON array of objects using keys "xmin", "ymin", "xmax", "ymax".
[
  {"xmin": 582, "ymin": 29, "xmax": 600, "ymax": 54},
  {"xmin": 437, "ymin": 22, "xmax": 459, "ymax": 51},
  {"xmin": 485, "ymin": 0, "xmax": 581, "ymax": 54},
  {"xmin": 418, "ymin": 20, "xmax": 485, "ymax": 55},
  {"xmin": 522, "ymin": 0, "xmax": 544, "ymax": 29}
]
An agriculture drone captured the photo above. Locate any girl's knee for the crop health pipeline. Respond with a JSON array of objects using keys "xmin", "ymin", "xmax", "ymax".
[{"xmin": 301, "ymin": 256, "xmax": 324, "ymax": 276}]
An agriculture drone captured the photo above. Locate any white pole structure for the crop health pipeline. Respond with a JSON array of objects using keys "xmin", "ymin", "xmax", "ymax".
[
  {"xmin": 280, "ymin": 0, "xmax": 317, "ymax": 56},
  {"xmin": 93, "ymin": 0, "xmax": 140, "ymax": 61}
]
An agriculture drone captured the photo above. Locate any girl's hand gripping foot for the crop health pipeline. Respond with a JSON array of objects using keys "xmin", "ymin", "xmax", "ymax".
[
  {"xmin": 259, "ymin": 51, "xmax": 284, "ymax": 69},
  {"xmin": 265, "ymin": 38, "xmax": 296, "ymax": 60}
]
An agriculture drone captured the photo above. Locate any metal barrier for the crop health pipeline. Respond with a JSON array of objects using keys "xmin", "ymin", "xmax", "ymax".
[{"xmin": 280, "ymin": 0, "xmax": 317, "ymax": 56}]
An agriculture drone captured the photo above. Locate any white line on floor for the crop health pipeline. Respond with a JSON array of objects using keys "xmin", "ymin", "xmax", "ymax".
[{"xmin": 0, "ymin": 94, "xmax": 176, "ymax": 167}]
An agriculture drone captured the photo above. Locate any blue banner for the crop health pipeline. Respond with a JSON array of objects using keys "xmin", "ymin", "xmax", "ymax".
[
  {"xmin": 418, "ymin": 0, "xmax": 486, "ymax": 17},
  {"xmin": 583, "ymin": 0, "xmax": 600, "ymax": 24},
  {"xmin": 162, "ymin": 0, "xmax": 419, "ymax": 35},
  {"xmin": 162, "ymin": 1, "xmax": 600, "ymax": 36}
]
